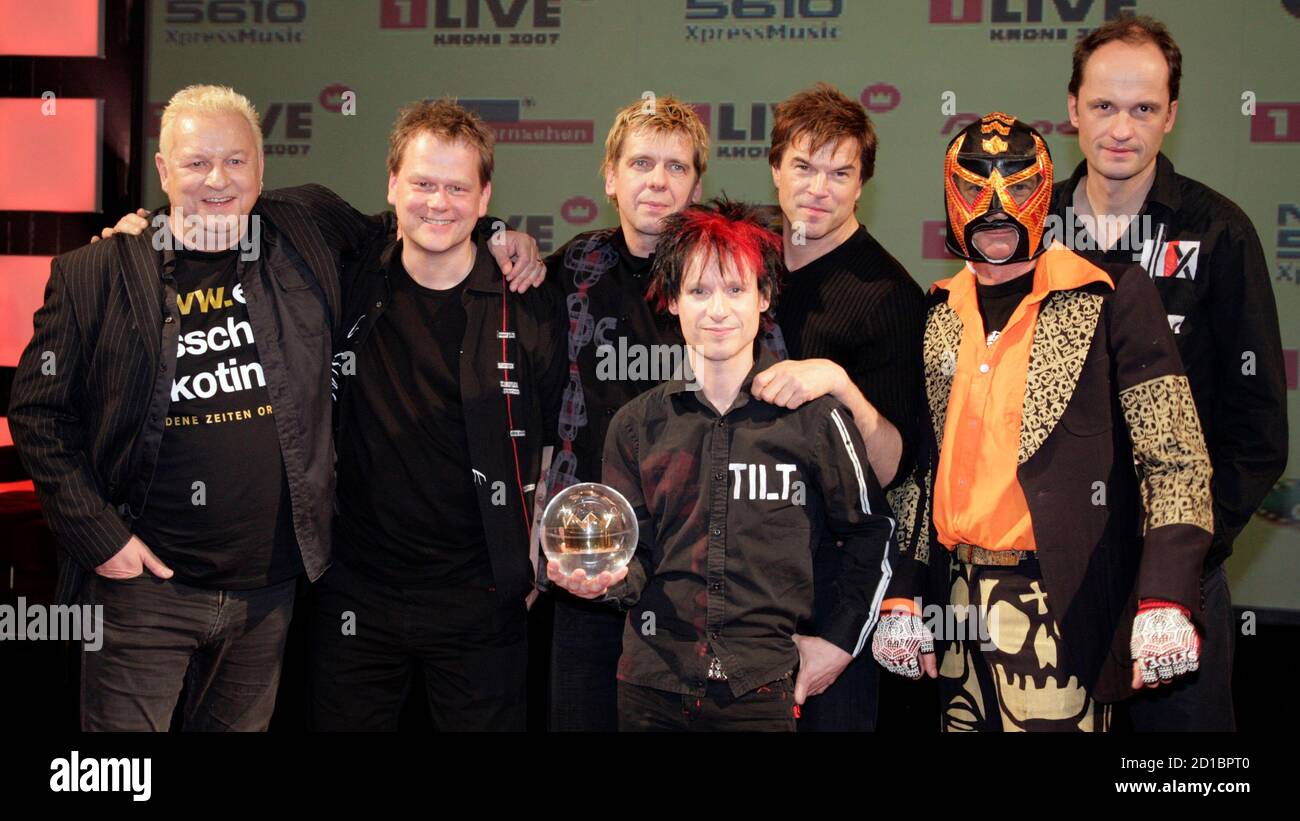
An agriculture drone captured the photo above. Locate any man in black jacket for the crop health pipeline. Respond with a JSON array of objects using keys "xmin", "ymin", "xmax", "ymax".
[
  {"xmin": 1049, "ymin": 15, "xmax": 1287, "ymax": 731},
  {"xmin": 308, "ymin": 99, "xmax": 566, "ymax": 731},
  {"xmin": 7, "ymin": 85, "xmax": 374, "ymax": 731}
]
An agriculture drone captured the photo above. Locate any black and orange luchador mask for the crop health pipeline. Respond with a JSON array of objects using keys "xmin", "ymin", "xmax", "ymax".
[{"xmin": 944, "ymin": 112, "xmax": 1053, "ymax": 264}]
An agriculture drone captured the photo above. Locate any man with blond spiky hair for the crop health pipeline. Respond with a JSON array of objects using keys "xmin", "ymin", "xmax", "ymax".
[{"xmin": 541, "ymin": 93, "xmax": 714, "ymax": 732}]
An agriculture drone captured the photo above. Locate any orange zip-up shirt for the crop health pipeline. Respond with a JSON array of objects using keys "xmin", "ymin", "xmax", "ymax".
[{"xmin": 933, "ymin": 246, "xmax": 1112, "ymax": 552}]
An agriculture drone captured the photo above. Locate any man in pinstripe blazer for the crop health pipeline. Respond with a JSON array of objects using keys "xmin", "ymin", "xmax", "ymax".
[{"xmin": 6, "ymin": 85, "xmax": 384, "ymax": 731}]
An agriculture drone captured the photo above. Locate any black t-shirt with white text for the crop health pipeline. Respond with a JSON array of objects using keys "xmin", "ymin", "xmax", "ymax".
[{"xmin": 134, "ymin": 248, "xmax": 301, "ymax": 588}]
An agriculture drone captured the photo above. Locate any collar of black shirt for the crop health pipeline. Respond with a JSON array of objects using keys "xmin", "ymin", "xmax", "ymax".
[
  {"xmin": 1062, "ymin": 151, "xmax": 1181, "ymax": 216},
  {"xmin": 664, "ymin": 341, "xmax": 777, "ymax": 415},
  {"xmin": 377, "ymin": 234, "xmax": 504, "ymax": 296}
]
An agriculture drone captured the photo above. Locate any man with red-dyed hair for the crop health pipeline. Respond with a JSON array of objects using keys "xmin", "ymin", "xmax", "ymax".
[{"xmin": 548, "ymin": 200, "xmax": 898, "ymax": 732}]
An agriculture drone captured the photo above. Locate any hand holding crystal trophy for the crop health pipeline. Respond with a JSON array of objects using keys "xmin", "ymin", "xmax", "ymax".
[{"xmin": 541, "ymin": 483, "xmax": 638, "ymax": 599}]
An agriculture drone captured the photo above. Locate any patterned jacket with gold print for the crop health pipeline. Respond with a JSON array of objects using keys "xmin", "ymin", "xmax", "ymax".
[{"xmin": 886, "ymin": 244, "xmax": 1214, "ymax": 703}]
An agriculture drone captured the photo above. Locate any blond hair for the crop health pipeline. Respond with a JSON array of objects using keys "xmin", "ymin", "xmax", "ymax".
[
  {"xmin": 159, "ymin": 84, "xmax": 263, "ymax": 160},
  {"xmin": 601, "ymin": 94, "xmax": 709, "ymax": 186}
]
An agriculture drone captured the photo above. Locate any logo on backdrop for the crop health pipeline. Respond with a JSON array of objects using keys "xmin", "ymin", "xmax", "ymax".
[
  {"xmin": 684, "ymin": 0, "xmax": 844, "ymax": 43},
  {"xmin": 160, "ymin": 0, "xmax": 307, "ymax": 46},
  {"xmin": 378, "ymin": 0, "xmax": 565, "ymax": 46},
  {"xmin": 1277, "ymin": 203, "xmax": 1300, "ymax": 287},
  {"xmin": 689, "ymin": 101, "xmax": 778, "ymax": 160},
  {"xmin": 561, "ymin": 196, "xmax": 599, "ymax": 226},
  {"xmin": 928, "ymin": 0, "xmax": 1139, "ymax": 42},
  {"xmin": 147, "ymin": 100, "xmax": 314, "ymax": 158},
  {"xmin": 1250, "ymin": 103, "xmax": 1300, "ymax": 143},
  {"xmin": 939, "ymin": 112, "xmax": 1075, "ymax": 138},
  {"xmin": 861, "ymin": 84, "xmax": 901, "ymax": 114},
  {"xmin": 459, "ymin": 98, "xmax": 593, "ymax": 145}
]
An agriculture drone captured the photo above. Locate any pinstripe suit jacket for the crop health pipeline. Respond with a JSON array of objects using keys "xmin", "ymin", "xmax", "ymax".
[{"xmin": 7, "ymin": 185, "xmax": 376, "ymax": 603}]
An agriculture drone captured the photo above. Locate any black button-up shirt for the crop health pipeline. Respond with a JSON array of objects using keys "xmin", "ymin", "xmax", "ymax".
[{"xmin": 602, "ymin": 347, "xmax": 898, "ymax": 697}]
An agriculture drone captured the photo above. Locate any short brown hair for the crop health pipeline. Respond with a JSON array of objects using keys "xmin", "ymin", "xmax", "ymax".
[
  {"xmin": 387, "ymin": 98, "xmax": 495, "ymax": 184},
  {"xmin": 601, "ymin": 94, "xmax": 709, "ymax": 182},
  {"xmin": 1070, "ymin": 14, "xmax": 1182, "ymax": 103},
  {"xmin": 768, "ymin": 83, "xmax": 876, "ymax": 182}
]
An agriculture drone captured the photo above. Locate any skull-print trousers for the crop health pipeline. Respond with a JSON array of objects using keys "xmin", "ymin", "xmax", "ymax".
[{"xmin": 939, "ymin": 556, "xmax": 1111, "ymax": 732}]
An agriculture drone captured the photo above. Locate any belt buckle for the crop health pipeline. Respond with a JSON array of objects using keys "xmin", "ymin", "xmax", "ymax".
[{"xmin": 956, "ymin": 543, "xmax": 1023, "ymax": 566}]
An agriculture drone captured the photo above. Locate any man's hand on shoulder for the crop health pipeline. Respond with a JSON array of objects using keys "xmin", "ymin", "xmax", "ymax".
[
  {"xmin": 90, "ymin": 209, "xmax": 150, "ymax": 244},
  {"xmin": 485, "ymin": 225, "xmax": 546, "ymax": 292}
]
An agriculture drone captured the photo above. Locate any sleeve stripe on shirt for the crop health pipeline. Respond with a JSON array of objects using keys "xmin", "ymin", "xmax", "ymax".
[{"xmin": 830, "ymin": 407, "xmax": 895, "ymax": 657}]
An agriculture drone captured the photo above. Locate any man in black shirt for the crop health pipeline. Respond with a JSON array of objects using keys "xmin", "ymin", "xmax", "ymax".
[
  {"xmin": 550, "ymin": 200, "xmax": 896, "ymax": 732},
  {"xmin": 1051, "ymin": 16, "xmax": 1287, "ymax": 730},
  {"xmin": 753, "ymin": 83, "xmax": 927, "ymax": 731},
  {"xmin": 311, "ymin": 99, "xmax": 566, "ymax": 731}
]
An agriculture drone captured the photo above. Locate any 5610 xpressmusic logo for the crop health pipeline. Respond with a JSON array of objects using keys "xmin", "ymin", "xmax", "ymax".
[
  {"xmin": 161, "ymin": 0, "xmax": 307, "ymax": 45},
  {"xmin": 685, "ymin": 0, "xmax": 844, "ymax": 43}
]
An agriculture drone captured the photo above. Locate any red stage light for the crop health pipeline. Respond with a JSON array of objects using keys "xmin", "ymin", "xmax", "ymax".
[
  {"xmin": 0, "ymin": 255, "xmax": 53, "ymax": 368},
  {"xmin": 0, "ymin": 0, "xmax": 103, "ymax": 57},
  {"xmin": 0, "ymin": 98, "xmax": 102, "ymax": 212}
]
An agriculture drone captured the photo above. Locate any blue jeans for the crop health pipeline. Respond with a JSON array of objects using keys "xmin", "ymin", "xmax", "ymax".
[{"xmin": 80, "ymin": 573, "xmax": 297, "ymax": 731}]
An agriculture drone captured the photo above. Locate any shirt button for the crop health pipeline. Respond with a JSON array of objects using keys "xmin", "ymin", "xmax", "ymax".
[
  {"xmin": 710, "ymin": 631, "xmax": 719, "ymax": 640},
  {"xmin": 979, "ymin": 363, "xmax": 990, "ymax": 373},
  {"xmin": 710, "ymin": 581, "xmax": 722, "ymax": 592},
  {"xmin": 714, "ymin": 472, "xmax": 724, "ymax": 480},
  {"xmin": 605, "ymin": 408, "xmax": 615, "ymax": 417},
  {"xmin": 712, "ymin": 528, "xmax": 721, "ymax": 537},
  {"xmin": 375, "ymin": 300, "xmax": 383, "ymax": 308},
  {"xmin": 162, "ymin": 315, "xmax": 173, "ymax": 324},
  {"xmin": 158, "ymin": 362, "xmax": 166, "ymax": 372}
]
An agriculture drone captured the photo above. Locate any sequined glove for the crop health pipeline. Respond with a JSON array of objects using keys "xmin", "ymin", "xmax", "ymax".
[
  {"xmin": 1131, "ymin": 600, "xmax": 1201, "ymax": 686},
  {"xmin": 872, "ymin": 612, "xmax": 935, "ymax": 680}
]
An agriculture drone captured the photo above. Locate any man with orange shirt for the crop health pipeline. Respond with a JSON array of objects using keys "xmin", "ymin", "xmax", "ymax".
[{"xmin": 871, "ymin": 113, "xmax": 1213, "ymax": 731}]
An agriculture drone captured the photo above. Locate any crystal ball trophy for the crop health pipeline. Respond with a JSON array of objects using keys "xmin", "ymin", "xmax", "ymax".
[{"xmin": 541, "ymin": 483, "xmax": 638, "ymax": 577}]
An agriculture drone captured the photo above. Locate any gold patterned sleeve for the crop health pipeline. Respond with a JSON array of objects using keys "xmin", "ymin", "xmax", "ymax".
[{"xmin": 1109, "ymin": 265, "xmax": 1214, "ymax": 613}]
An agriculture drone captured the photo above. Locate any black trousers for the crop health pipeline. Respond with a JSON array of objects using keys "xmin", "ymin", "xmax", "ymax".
[
  {"xmin": 618, "ymin": 676, "xmax": 797, "ymax": 732},
  {"xmin": 796, "ymin": 549, "xmax": 879, "ymax": 731},
  {"xmin": 1124, "ymin": 563, "xmax": 1236, "ymax": 731},
  {"xmin": 307, "ymin": 559, "xmax": 527, "ymax": 731},
  {"xmin": 81, "ymin": 573, "xmax": 297, "ymax": 732},
  {"xmin": 549, "ymin": 596, "xmax": 624, "ymax": 731}
]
